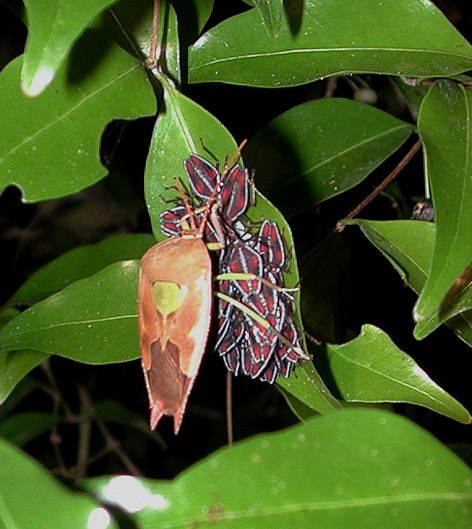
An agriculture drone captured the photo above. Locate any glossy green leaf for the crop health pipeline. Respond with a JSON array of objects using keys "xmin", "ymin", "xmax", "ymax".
[
  {"xmin": 0, "ymin": 308, "xmax": 21, "ymax": 328},
  {"xmin": 414, "ymin": 81, "xmax": 472, "ymax": 329},
  {"xmin": 145, "ymin": 77, "xmax": 338, "ymax": 413},
  {"xmin": 7, "ymin": 234, "xmax": 154, "ymax": 307},
  {"xmin": 278, "ymin": 386, "xmax": 320, "ymax": 422},
  {"xmin": 0, "ymin": 350, "xmax": 48, "ymax": 406},
  {"xmin": 278, "ymin": 360, "xmax": 341, "ymax": 417},
  {"xmin": 188, "ymin": 0, "xmax": 472, "ymax": 88},
  {"xmin": 448, "ymin": 312, "xmax": 472, "ymax": 348},
  {"xmin": 172, "ymin": 0, "xmax": 215, "ymax": 45},
  {"xmin": 90, "ymin": 409, "xmax": 472, "ymax": 528},
  {"xmin": 0, "ymin": 437, "xmax": 116, "ymax": 529},
  {"xmin": 251, "ymin": 0, "xmax": 284, "ymax": 39},
  {"xmin": 144, "ymin": 79, "xmax": 237, "ymax": 241},
  {"xmin": 0, "ymin": 376, "xmax": 41, "ymax": 419},
  {"xmin": 0, "ymin": 261, "xmax": 140, "ymax": 364},
  {"xmin": 101, "ymin": 0, "xmax": 181, "ymax": 84},
  {"xmin": 21, "ymin": 0, "xmax": 119, "ymax": 95},
  {"xmin": 393, "ymin": 77, "xmax": 430, "ymax": 121},
  {"xmin": 415, "ymin": 275, "xmax": 472, "ymax": 340},
  {"xmin": 245, "ymin": 98, "xmax": 413, "ymax": 217},
  {"xmin": 344, "ymin": 219, "xmax": 472, "ymax": 346},
  {"xmin": 0, "ymin": 412, "xmax": 58, "ymax": 447},
  {"xmin": 0, "ymin": 309, "xmax": 48, "ymax": 406},
  {"xmin": 344, "ymin": 219, "xmax": 434, "ymax": 293},
  {"xmin": 327, "ymin": 324, "xmax": 470, "ymax": 424},
  {"xmin": 0, "ymin": 32, "xmax": 156, "ymax": 202}
]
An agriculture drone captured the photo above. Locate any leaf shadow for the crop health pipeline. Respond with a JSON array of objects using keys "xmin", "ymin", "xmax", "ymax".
[
  {"xmin": 283, "ymin": 0, "xmax": 304, "ymax": 36},
  {"xmin": 66, "ymin": 29, "xmax": 113, "ymax": 86}
]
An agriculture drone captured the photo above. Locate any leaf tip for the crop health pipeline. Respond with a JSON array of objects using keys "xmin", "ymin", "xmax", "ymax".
[{"xmin": 22, "ymin": 66, "xmax": 55, "ymax": 97}]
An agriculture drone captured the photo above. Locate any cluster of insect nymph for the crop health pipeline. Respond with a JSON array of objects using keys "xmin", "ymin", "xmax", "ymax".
[{"xmin": 138, "ymin": 146, "xmax": 308, "ymax": 434}]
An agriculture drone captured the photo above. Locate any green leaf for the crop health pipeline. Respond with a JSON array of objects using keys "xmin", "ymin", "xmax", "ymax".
[
  {"xmin": 252, "ymin": 0, "xmax": 284, "ymax": 39},
  {"xmin": 89, "ymin": 409, "xmax": 472, "ymax": 528},
  {"xmin": 0, "ymin": 350, "xmax": 48, "ymax": 406},
  {"xmin": 172, "ymin": 0, "xmax": 215, "ymax": 45},
  {"xmin": 0, "ymin": 412, "xmax": 58, "ymax": 447},
  {"xmin": 0, "ymin": 308, "xmax": 47, "ymax": 406},
  {"xmin": 101, "ymin": 0, "xmax": 181, "ymax": 84},
  {"xmin": 278, "ymin": 360, "xmax": 342, "ymax": 417},
  {"xmin": 188, "ymin": 0, "xmax": 472, "ymax": 88},
  {"xmin": 0, "ymin": 261, "xmax": 140, "ymax": 364},
  {"xmin": 145, "ymin": 77, "xmax": 339, "ymax": 413},
  {"xmin": 0, "ymin": 31, "xmax": 156, "ymax": 202},
  {"xmin": 7, "ymin": 234, "xmax": 154, "ymax": 307},
  {"xmin": 245, "ymin": 98, "xmax": 413, "ymax": 217},
  {"xmin": 343, "ymin": 219, "xmax": 472, "ymax": 346},
  {"xmin": 414, "ymin": 81, "xmax": 472, "ymax": 331},
  {"xmin": 21, "ymin": 0, "xmax": 119, "ymax": 95},
  {"xmin": 344, "ymin": 219, "xmax": 434, "ymax": 293},
  {"xmin": 0, "ymin": 437, "xmax": 117, "ymax": 529},
  {"xmin": 448, "ymin": 312, "xmax": 472, "ymax": 348},
  {"xmin": 327, "ymin": 324, "xmax": 470, "ymax": 424},
  {"xmin": 415, "ymin": 275, "xmax": 472, "ymax": 341},
  {"xmin": 392, "ymin": 77, "xmax": 430, "ymax": 121},
  {"xmin": 144, "ymin": 79, "xmax": 237, "ymax": 241},
  {"xmin": 0, "ymin": 376, "xmax": 42, "ymax": 418}
]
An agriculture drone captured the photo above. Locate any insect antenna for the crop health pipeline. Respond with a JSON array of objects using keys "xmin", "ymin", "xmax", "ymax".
[{"xmin": 199, "ymin": 139, "xmax": 221, "ymax": 170}]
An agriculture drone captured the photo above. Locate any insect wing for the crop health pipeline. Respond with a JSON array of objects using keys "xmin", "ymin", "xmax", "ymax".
[
  {"xmin": 139, "ymin": 236, "xmax": 213, "ymax": 434},
  {"xmin": 185, "ymin": 154, "xmax": 220, "ymax": 199},
  {"xmin": 226, "ymin": 244, "xmax": 264, "ymax": 297},
  {"xmin": 160, "ymin": 205, "xmax": 186, "ymax": 237},
  {"xmin": 254, "ymin": 220, "xmax": 286, "ymax": 269},
  {"xmin": 220, "ymin": 165, "xmax": 250, "ymax": 222}
]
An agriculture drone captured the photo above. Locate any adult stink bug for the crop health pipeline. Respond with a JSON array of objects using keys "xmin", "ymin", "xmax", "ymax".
[{"xmin": 138, "ymin": 185, "xmax": 216, "ymax": 434}]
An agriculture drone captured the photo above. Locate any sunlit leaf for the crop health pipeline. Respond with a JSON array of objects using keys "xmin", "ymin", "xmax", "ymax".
[
  {"xmin": 0, "ymin": 309, "xmax": 47, "ymax": 406},
  {"xmin": 251, "ymin": 0, "xmax": 284, "ymax": 38},
  {"xmin": 172, "ymin": 0, "xmax": 215, "ymax": 45},
  {"xmin": 0, "ymin": 437, "xmax": 117, "ymax": 529},
  {"xmin": 0, "ymin": 412, "xmax": 59, "ymax": 447},
  {"xmin": 245, "ymin": 98, "xmax": 413, "ymax": 216},
  {"xmin": 326, "ymin": 324, "xmax": 470, "ymax": 424},
  {"xmin": 414, "ymin": 81, "xmax": 472, "ymax": 331},
  {"xmin": 189, "ymin": 0, "xmax": 472, "ymax": 87},
  {"xmin": 0, "ymin": 350, "xmax": 48, "ymax": 406},
  {"xmin": 88, "ymin": 410, "xmax": 472, "ymax": 528},
  {"xmin": 278, "ymin": 360, "xmax": 341, "ymax": 417},
  {"xmin": 0, "ymin": 261, "xmax": 140, "ymax": 365},
  {"xmin": 21, "ymin": 0, "xmax": 119, "ymax": 95},
  {"xmin": 101, "ymin": 0, "xmax": 181, "ymax": 84},
  {"xmin": 344, "ymin": 219, "xmax": 472, "ymax": 346},
  {"xmin": 0, "ymin": 32, "xmax": 156, "ymax": 202},
  {"xmin": 7, "ymin": 234, "xmax": 154, "ymax": 307}
]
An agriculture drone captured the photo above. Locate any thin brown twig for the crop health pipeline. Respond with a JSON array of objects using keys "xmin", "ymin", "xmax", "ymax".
[
  {"xmin": 40, "ymin": 361, "xmax": 70, "ymax": 476},
  {"xmin": 77, "ymin": 386, "xmax": 143, "ymax": 476},
  {"xmin": 338, "ymin": 138, "xmax": 422, "ymax": 230},
  {"xmin": 74, "ymin": 385, "xmax": 92, "ymax": 484},
  {"xmin": 148, "ymin": 0, "xmax": 160, "ymax": 68},
  {"xmin": 93, "ymin": 408, "xmax": 143, "ymax": 477},
  {"xmin": 324, "ymin": 76, "xmax": 338, "ymax": 98}
]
